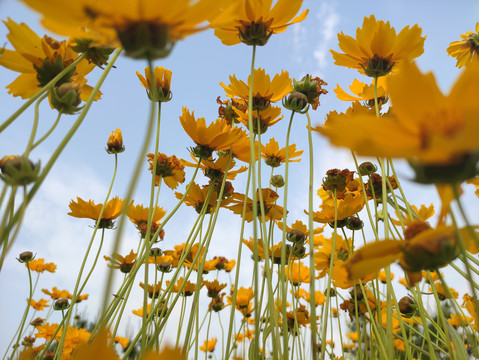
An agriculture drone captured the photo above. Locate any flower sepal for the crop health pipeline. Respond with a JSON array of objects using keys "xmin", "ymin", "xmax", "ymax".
[
  {"xmin": 50, "ymin": 83, "xmax": 83, "ymax": 114},
  {"xmin": 282, "ymin": 92, "xmax": 309, "ymax": 113},
  {"xmin": 238, "ymin": 20, "xmax": 273, "ymax": 46},
  {"xmin": 360, "ymin": 55, "xmax": 394, "ymax": 78},
  {"xmin": 0, "ymin": 155, "xmax": 40, "ymax": 186},
  {"xmin": 71, "ymin": 38, "xmax": 115, "ymax": 68}
]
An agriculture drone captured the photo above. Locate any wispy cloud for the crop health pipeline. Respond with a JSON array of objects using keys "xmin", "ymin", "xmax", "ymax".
[{"xmin": 313, "ymin": 2, "xmax": 340, "ymax": 75}]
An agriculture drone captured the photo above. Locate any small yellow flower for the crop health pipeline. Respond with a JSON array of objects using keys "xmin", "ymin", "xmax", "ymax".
[
  {"xmin": 41, "ymin": 287, "xmax": 72, "ymax": 300},
  {"xmin": 137, "ymin": 66, "xmax": 172, "ymax": 102},
  {"xmin": 284, "ymin": 261, "xmax": 310, "ymax": 286},
  {"xmin": 331, "ymin": 15, "xmax": 425, "ymax": 77},
  {"xmin": 28, "ymin": 298, "xmax": 50, "ymax": 311},
  {"xmin": 210, "ymin": 0, "xmax": 308, "ymax": 46},
  {"xmin": 234, "ymin": 105, "xmax": 283, "ymax": 134},
  {"xmin": 106, "ymin": 129, "xmax": 125, "ymax": 154},
  {"xmin": 165, "ymin": 277, "xmax": 199, "ymax": 296},
  {"xmin": 103, "ymin": 250, "xmax": 136, "ymax": 273},
  {"xmin": 334, "ymin": 78, "xmax": 387, "ymax": 104},
  {"xmin": 146, "ymin": 153, "xmax": 185, "ymax": 190},
  {"xmin": 447, "ymin": 23, "xmax": 479, "ymax": 68},
  {"xmin": 68, "ymin": 196, "xmax": 126, "ymax": 229},
  {"xmin": 200, "ymin": 338, "xmax": 217, "ymax": 353},
  {"xmin": 221, "ymin": 68, "xmax": 292, "ymax": 110},
  {"xmin": 261, "ymin": 138, "xmax": 303, "ymax": 167},
  {"xmin": 228, "ymin": 188, "xmax": 284, "ymax": 222},
  {"xmin": 127, "ymin": 203, "xmax": 167, "ymax": 239},
  {"xmin": 114, "ymin": 336, "xmax": 129, "ymax": 349},
  {"xmin": 27, "ymin": 258, "xmax": 57, "ymax": 273}
]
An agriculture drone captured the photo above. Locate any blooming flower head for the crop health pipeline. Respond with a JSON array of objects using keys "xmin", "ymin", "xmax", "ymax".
[
  {"xmin": 228, "ymin": 188, "xmax": 284, "ymax": 222},
  {"xmin": 182, "ymin": 153, "xmax": 247, "ymax": 183},
  {"xmin": 28, "ymin": 298, "xmax": 50, "ymax": 311},
  {"xmin": 234, "ymin": 105, "xmax": 283, "ymax": 134},
  {"xmin": 203, "ymin": 279, "xmax": 227, "ymax": 298},
  {"xmin": 221, "ymin": 68, "xmax": 292, "ymax": 110},
  {"xmin": 27, "ymin": 258, "xmax": 57, "ymax": 273},
  {"xmin": 330, "ymin": 15, "xmax": 425, "ymax": 77},
  {"xmin": 68, "ymin": 196, "xmax": 126, "ymax": 229},
  {"xmin": 447, "ymin": 23, "xmax": 479, "ymax": 68},
  {"xmin": 175, "ymin": 182, "xmax": 230, "ymax": 214},
  {"xmin": 210, "ymin": 0, "xmax": 308, "ymax": 46},
  {"xmin": 179, "ymin": 107, "xmax": 244, "ymax": 159},
  {"xmin": 0, "ymin": 19, "xmax": 98, "ymax": 100},
  {"xmin": 261, "ymin": 138, "xmax": 303, "ymax": 167},
  {"xmin": 166, "ymin": 277, "xmax": 199, "ymax": 296},
  {"xmin": 42, "ymin": 287, "xmax": 72, "ymax": 300},
  {"xmin": 284, "ymin": 261, "xmax": 310, "ymax": 286},
  {"xmin": 229, "ymin": 287, "xmax": 254, "ymax": 308},
  {"xmin": 104, "ymin": 250, "xmax": 136, "ymax": 273},
  {"xmin": 314, "ymin": 234, "xmax": 351, "ymax": 278},
  {"xmin": 146, "ymin": 153, "xmax": 185, "ymax": 190},
  {"xmin": 137, "ymin": 66, "xmax": 172, "ymax": 102},
  {"xmin": 127, "ymin": 203, "xmax": 167, "ymax": 239},
  {"xmin": 334, "ymin": 78, "xmax": 388, "ymax": 106},
  {"xmin": 20, "ymin": 0, "xmax": 219, "ymax": 59},
  {"xmin": 200, "ymin": 338, "xmax": 217, "ymax": 353}
]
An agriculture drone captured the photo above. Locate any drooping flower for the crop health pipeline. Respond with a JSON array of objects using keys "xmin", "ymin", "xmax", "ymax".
[
  {"xmin": 220, "ymin": 68, "xmax": 292, "ymax": 110},
  {"xmin": 291, "ymin": 74, "xmax": 328, "ymax": 110},
  {"xmin": 179, "ymin": 107, "xmax": 244, "ymax": 159},
  {"xmin": 210, "ymin": 0, "xmax": 308, "ymax": 46},
  {"xmin": 261, "ymin": 138, "xmax": 303, "ymax": 167},
  {"xmin": 146, "ymin": 153, "xmax": 185, "ymax": 190},
  {"xmin": 0, "ymin": 19, "xmax": 98, "ymax": 100},
  {"xmin": 447, "ymin": 23, "xmax": 479, "ymax": 68},
  {"xmin": 137, "ymin": 66, "xmax": 172, "ymax": 102},
  {"xmin": 20, "ymin": 0, "xmax": 219, "ymax": 59},
  {"xmin": 330, "ymin": 15, "xmax": 425, "ymax": 77},
  {"xmin": 68, "ymin": 196, "xmax": 126, "ymax": 229},
  {"xmin": 103, "ymin": 250, "xmax": 136, "ymax": 273}
]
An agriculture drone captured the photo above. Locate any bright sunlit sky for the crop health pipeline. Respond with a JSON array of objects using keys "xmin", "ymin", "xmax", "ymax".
[{"xmin": 1, "ymin": 0, "xmax": 478, "ymax": 354}]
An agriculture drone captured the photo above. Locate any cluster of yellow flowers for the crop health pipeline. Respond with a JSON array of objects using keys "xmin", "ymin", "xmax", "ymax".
[{"xmin": 1, "ymin": 1, "xmax": 479, "ymax": 360}]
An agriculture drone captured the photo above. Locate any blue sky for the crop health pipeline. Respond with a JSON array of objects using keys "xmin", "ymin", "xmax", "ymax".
[{"xmin": 1, "ymin": 0, "xmax": 478, "ymax": 355}]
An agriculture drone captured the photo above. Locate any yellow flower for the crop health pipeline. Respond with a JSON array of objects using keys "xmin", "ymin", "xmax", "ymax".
[
  {"xmin": 310, "ymin": 192, "xmax": 365, "ymax": 223},
  {"xmin": 68, "ymin": 196, "xmax": 126, "ymax": 228},
  {"xmin": 114, "ymin": 336, "xmax": 129, "ymax": 349},
  {"xmin": 70, "ymin": 329, "xmax": 119, "ymax": 360},
  {"xmin": 41, "ymin": 287, "xmax": 72, "ymax": 300},
  {"xmin": 284, "ymin": 261, "xmax": 310, "ymax": 286},
  {"xmin": 210, "ymin": 0, "xmax": 308, "ymax": 46},
  {"xmin": 431, "ymin": 282, "xmax": 458, "ymax": 300},
  {"xmin": 334, "ymin": 78, "xmax": 387, "ymax": 104},
  {"xmin": 242, "ymin": 237, "xmax": 266, "ymax": 260},
  {"xmin": 179, "ymin": 107, "xmax": 244, "ymax": 159},
  {"xmin": 220, "ymin": 68, "xmax": 292, "ymax": 110},
  {"xmin": 127, "ymin": 203, "xmax": 167, "ymax": 239},
  {"xmin": 106, "ymin": 129, "xmax": 124, "ymax": 154},
  {"xmin": 391, "ymin": 204, "xmax": 434, "ymax": 227},
  {"xmin": 27, "ymin": 258, "xmax": 57, "ymax": 273},
  {"xmin": 294, "ymin": 288, "xmax": 325, "ymax": 306},
  {"xmin": 318, "ymin": 60, "xmax": 479, "ymax": 182},
  {"xmin": 0, "ymin": 19, "xmax": 98, "ymax": 100},
  {"xmin": 28, "ymin": 298, "xmax": 50, "ymax": 311},
  {"xmin": 261, "ymin": 138, "xmax": 303, "ymax": 167},
  {"xmin": 330, "ymin": 15, "xmax": 425, "ymax": 77},
  {"xmin": 146, "ymin": 153, "xmax": 185, "ymax": 190},
  {"xmin": 466, "ymin": 176, "xmax": 479, "ymax": 198},
  {"xmin": 200, "ymin": 338, "xmax": 217, "ymax": 353},
  {"xmin": 20, "ymin": 0, "xmax": 219, "ymax": 59},
  {"xmin": 203, "ymin": 279, "xmax": 227, "ymax": 298},
  {"xmin": 136, "ymin": 66, "xmax": 172, "ymax": 102},
  {"xmin": 234, "ymin": 105, "xmax": 283, "ymax": 134},
  {"xmin": 448, "ymin": 313, "xmax": 473, "ymax": 328},
  {"xmin": 228, "ymin": 188, "xmax": 284, "ymax": 222},
  {"xmin": 103, "ymin": 250, "xmax": 136, "ymax": 273},
  {"xmin": 175, "ymin": 182, "xmax": 226, "ymax": 214},
  {"xmin": 142, "ymin": 346, "xmax": 185, "ymax": 360},
  {"xmin": 182, "ymin": 154, "xmax": 247, "ymax": 182},
  {"xmin": 165, "ymin": 277, "xmax": 199, "ymax": 296},
  {"xmin": 228, "ymin": 287, "xmax": 254, "ymax": 308},
  {"xmin": 447, "ymin": 23, "xmax": 479, "ymax": 68}
]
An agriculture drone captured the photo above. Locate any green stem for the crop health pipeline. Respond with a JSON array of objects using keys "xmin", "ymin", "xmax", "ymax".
[{"xmin": 31, "ymin": 111, "xmax": 62, "ymax": 150}]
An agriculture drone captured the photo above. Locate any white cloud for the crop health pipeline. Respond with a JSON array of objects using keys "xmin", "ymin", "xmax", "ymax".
[{"xmin": 313, "ymin": 2, "xmax": 340, "ymax": 74}]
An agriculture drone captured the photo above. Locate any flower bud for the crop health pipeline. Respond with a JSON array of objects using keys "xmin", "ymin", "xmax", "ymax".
[
  {"xmin": 282, "ymin": 92, "xmax": 309, "ymax": 113},
  {"xmin": 18, "ymin": 251, "xmax": 34, "ymax": 263},
  {"xmin": 150, "ymin": 247, "xmax": 162, "ymax": 257},
  {"xmin": 0, "ymin": 155, "xmax": 40, "ymax": 186},
  {"xmin": 358, "ymin": 162, "xmax": 378, "ymax": 176},
  {"xmin": 106, "ymin": 129, "xmax": 125, "ymax": 154},
  {"xmin": 346, "ymin": 216, "xmax": 364, "ymax": 231},
  {"xmin": 270, "ymin": 174, "xmax": 285, "ymax": 188},
  {"xmin": 292, "ymin": 75, "xmax": 328, "ymax": 110},
  {"xmin": 291, "ymin": 243, "xmax": 306, "ymax": 258},
  {"xmin": 322, "ymin": 168, "xmax": 354, "ymax": 192},
  {"xmin": 398, "ymin": 296, "xmax": 416, "ymax": 318},
  {"xmin": 157, "ymin": 261, "xmax": 172, "ymax": 273},
  {"xmin": 30, "ymin": 317, "xmax": 45, "ymax": 326},
  {"xmin": 287, "ymin": 229, "xmax": 306, "ymax": 244},
  {"xmin": 53, "ymin": 298, "xmax": 70, "ymax": 311},
  {"xmin": 120, "ymin": 263, "xmax": 134, "ymax": 274},
  {"xmin": 50, "ymin": 83, "xmax": 83, "ymax": 114},
  {"xmin": 71, "ymin": 38, "xmax": 115, "ymax": 68}
]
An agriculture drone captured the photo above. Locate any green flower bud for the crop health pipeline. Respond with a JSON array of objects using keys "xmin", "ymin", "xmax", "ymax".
[
  {"xmin": 18, "ymin": 251, "xmax": 34, "ymax": 263},
  {"xmin": 0, "ymin": 155, "xmax": 40, "ymax": 186},
  {"xmin": 270, "ymin": 174, "xmax": 285, "ymax": 188},
  {"xmin": 398, "ymin": 296, "xmax": 417, "ymax": 318},
  {"xmin": 282, "ymin": 92, "xmax": 309, "ymax": 113},
  {"xmin": 346, "ymin": 216, "xmax": 364, "ymax": 231},
  {"xmin": 358, "ymin": 161, "xmax": 378, "ymax": 176},
  {"xmin": 50, "ymin": 83, "xmax": 83, "ymax": 114},
  {"xmin": 287, "ymin": 229, "xmax": 306, "ymax": 244},
  {"xmin": 53, "ymin": 298, "xmax": 70, "ymax": 311}
]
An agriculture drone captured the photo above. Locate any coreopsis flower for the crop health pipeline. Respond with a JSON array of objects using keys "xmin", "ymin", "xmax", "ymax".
[
  {"xmin": 132, "ymin": 303, "xmax": 152, "ymax": 317},
  {"xmin": 210, "ymin": 0, "xmax": 308, "ymax": 46},
  {"xmin": 345, "ymin": 223, "xmax": 477, "ymax": 285},
  {"xmin": 447, "ymin": 23, "xmax": 479, "ymax": 68},
  {"xmin": 137, "ymin": 66, "xmax": 172, "ymax": 102},
  {"xmin": 294, "ymin": 288, "xmax": 325, "ymax": 306},
  {"xmin": 334, "ymin": 78, "xmax": 388, "ymax": 106},
  {"xmin": 228, "ymin": 287, "xmax": 254, "ymax": 308},
  {"xmin": 0, "ymin": 19, "xmax": 98, "ymax": 100},
  {"xmin": 146, "ymin": 153, "xmax": 185, "ymax": 190},
  {"xmin": 166, "ymin": 277, "xmax": 199, "ymax": 296},
  {"xmin": 41, "ymin": 287, "xmax": 72, "ymax": 300},
  {"xmin": 314, "ymin": 234, "xmax": 351, "ymax": 278},
  {"xmin": 229, "ymin": 131, "xmax": 259, "ymax": 163},
  {"xmin": 182, "ymin": 154, "xmax": 247, "ymax": 183},
  {"xmin": 391, "ymin": 204, "xmax": 434, "ymax": 227},
  {"xmin": 286, "ymin": 304, "xmax": 310, "ymax": 333},
  {"xmin": 432, "ymin": 282, "xmax": 458, "ymax": 300},
  {"xmin": 220, "ymin": 68, "xmax": 292, "ymax": 110},
  {"xmin": 20, "ymin": 0, "xmax": 219, "ymax": 59},
  {"xmin": 228, "ymin": 188, "xmax": 284, "ymax": 222},
  {"xmin": 466, "ymin": 176, "xmax": 479, "ymax": 198},
  {"xmin": 378, "ymin": 270, "xmax": 394, "ymax": 283},
  {"xmin": 35, "ymin": 322, "xmax": 60, "ymax": 340},
  {"xmin": 106, "ymin": 129, "xmax": 125, "ymax": 154},
  {"xmin": 114, "ymin": 336, "xmax": 129, "ymax": 349},
  {"xmin": 284, "ymin": 261, "xmax": 310, "ymax": 286},
  {"xmin": 68, "ymin": 196, "xmax": 126, "ymax": 229},
  {"xmin": 28, "ymin": 298, "xmax": 50, "ymax": 311},
  {"xmin": 179, "ymin": 107, "xmax": 244, "ymax": 159},
  {"xmin": 103, "ymin": 250, "xmax": 136, "ymax": 273},
  {"xmin": 310, "ymin": 192, "xmax": 365, "ymax": 224},
  {"xmin": 175, "ymin": 183, "xmax": 221, "ymax": 214},
  {"xmin": 139, "ymin": 281, "xmax": 162, "ymax": 299},
  {"xmin": 242, "ymin": 237, "xmax": 266, "ymax": 260},
  {"xmin": 276, "ymin": 219, "xmax": 324, "ymax": 243},
  {"xmin": 27, "ymin": 258, "xmax": 57, "ymax": 273},
  {"xmin": 261, "ymin": 138, "xmax": 303, "ymax": 167},
  {"xmin": 318, "ymin": 60, "xmax": 479, "ymax": 183},
  {"xmin": 234, "ymin": 105, "xmax": 283, "ymax": 134},
  {"xmin": 127, "ymin": 203, "xmax": 166, "ymax": 239},
  {"xmin": 203, "ymin": 280, "xmax": 227, "ymax": 298},
  {"xmin": 200, "ymin": 338, "xmax": 217, "ymax": 353},
  {"xmin": 330, "ymin": 15, "xmax": 425, "ymax": 77},
  {"xmin": 213, "ymin": 256, "xmax": 236, "ymax": 272},
  {"xmin": 235, "ymin": 329, "xmax": 255, "ymax": 343},
  {"xmin": 69, "ymin": 330, "xmax": 119, "ymax": 360},
  {"xmin": 448, "ymin": 313, "xmax": 474, "ymax": 328}
]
